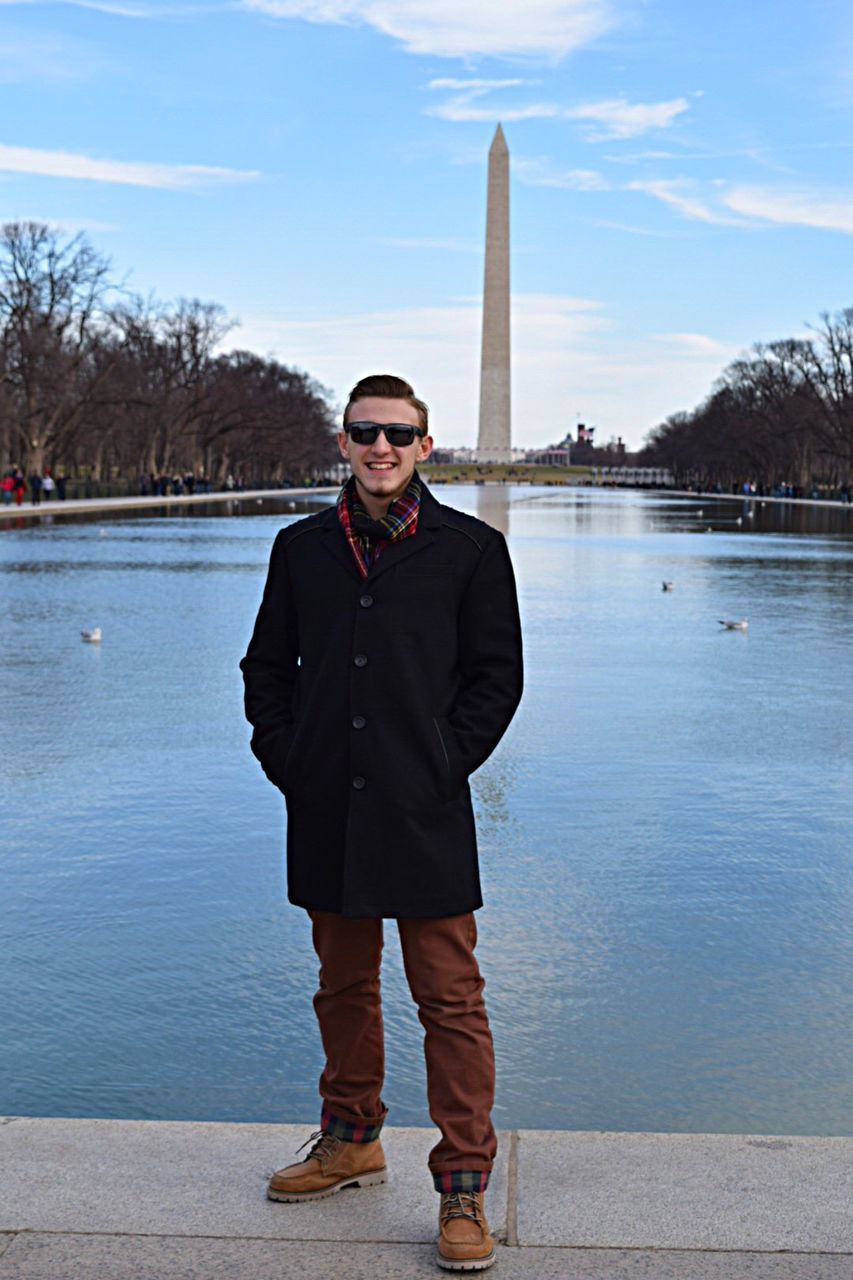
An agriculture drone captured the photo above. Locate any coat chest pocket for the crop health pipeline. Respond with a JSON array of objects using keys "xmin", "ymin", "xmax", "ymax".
[
  {"xmin": 389, "ymin": 566, "xmax": 457, "ymax": 623},
  {"xmin": 391, "ymin": 564, "xmax": 455, "ymax": 594}
]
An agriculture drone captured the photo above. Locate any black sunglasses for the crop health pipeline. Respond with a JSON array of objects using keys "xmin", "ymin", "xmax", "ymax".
[{"xmin": 344, "ymin": 421, "xmax": 425, "ymax": 447}]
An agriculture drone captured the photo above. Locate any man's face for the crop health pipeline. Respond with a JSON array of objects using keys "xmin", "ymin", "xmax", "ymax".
[{"xmin": 338, "ymin": 396, "xmax": 433, "ymax": 509}]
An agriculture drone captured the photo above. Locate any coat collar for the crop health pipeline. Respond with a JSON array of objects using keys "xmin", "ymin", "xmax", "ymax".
[{"xmin": 320, "ymin": 471, "xmax": 441, "ymax": 582}]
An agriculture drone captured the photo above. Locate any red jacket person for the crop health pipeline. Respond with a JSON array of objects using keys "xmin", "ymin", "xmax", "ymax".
[{"xmin": 240, "ymin": 373, "xmax": 523, "ymax": 1272}]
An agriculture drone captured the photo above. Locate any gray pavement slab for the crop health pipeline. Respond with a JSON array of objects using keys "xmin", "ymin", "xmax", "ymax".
[
  {"xmin": 517, "ymin": 1130, "xmax": 853, "ymax": 1254},
  {"xmin": 0, "ymin": 1118, "xmax": 508, "ymax": 1244},
  {"xmin": 0, "ymin": 1236, "xmax": 851, "ymax": 1280}
]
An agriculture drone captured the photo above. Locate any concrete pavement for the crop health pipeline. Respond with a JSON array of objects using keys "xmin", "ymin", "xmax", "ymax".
[{"xmin": 0, "ymin": 1118, "xmax": 849, "ymax": 1277}]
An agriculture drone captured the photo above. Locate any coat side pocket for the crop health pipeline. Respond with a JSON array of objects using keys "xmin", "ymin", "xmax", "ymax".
[{"xmin": 433, "ymin": 716, "xmax": 465, "ymax": 800}]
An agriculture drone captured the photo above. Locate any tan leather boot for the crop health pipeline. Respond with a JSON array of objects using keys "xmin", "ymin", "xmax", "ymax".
[
  {"xmin": 436, "ymin": 1191, "xmax": 496, "ymax": 1271},
  {"xmin": 267, "ymin": 1129, "xmax": 387, "ymax": 1202}
]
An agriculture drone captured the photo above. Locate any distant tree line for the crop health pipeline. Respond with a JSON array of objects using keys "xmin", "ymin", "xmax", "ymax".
[
  {"xmin": 639, "ymin": 307, "xmax": 853, "ymax": 496},
  {"xmin": 0, "ymin": 221, "xmax": 338, "ymax": 487}
]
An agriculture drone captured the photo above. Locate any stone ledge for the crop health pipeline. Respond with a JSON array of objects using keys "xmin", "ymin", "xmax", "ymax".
[
  {"xmin": 0, "ymin": 486, "xmax": 336, "ymax": 520},
  {"xmin": 1, "ymin": 1118, "xmax": 850, "ymax": 1268}
]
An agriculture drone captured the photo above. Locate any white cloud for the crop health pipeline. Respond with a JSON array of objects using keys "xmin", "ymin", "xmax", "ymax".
[
  {"xmin": 60, "ymin": 0, "xmax": 165, "ymax": 13},
  {"xmin": 242, "ymin": 0, "xmax": 614, "ymax": 60},
  {"xmin": 428, "ymin": 78, "xmax": 528, "ymax": 91},
  {"xmin": 627, "ymin": 178, "xmax": 853, "ymax": 236},
  {"xmin": 566, "ymin": 96, "xmax": 689, "ymax": 140},
  {"xmin": 723, "ymin": 186, "xmax": 853, "ymax": 235},
  {"xmin": 515, "ymin": 155, "xmax": 608, "ymax": 190},
  {"xmin": 594, "ymin": 218, "xmax": 677, "ymax": 237},
  {"xmin": 426, "ymin": 80, "xmax": 690, "ymax": 137},
  {"xmin": 426, "ymin": 79, "xmax": 558, "ymax": 122},
  {"xmin": 651, "ymin": 332, "xmax": 739, "ymax": 359},
  {"xmin": 429, "ymin": 97, "xmax": 560, "ymax": 123},
  {"xmin": 627, "ymin": 178, "xmax": 742, "ymax": 225},
  {"xmin": 569, "ymin": 337, "xmax": 738, "ymax": 442},
  {"xmin": 0, "ymin": 0, "xmax": 210, "ymax": 14},
  {"xmin": 0, "ymin": 31, "xmax": 105, "ymax": 82},
  {"xmin": 231, "ymin": 294, "xmax": 607, "ymax": 441},
  {"xmin": 0, "ymin": 143, "xmax": 259, "ymax": 189},
  {"xmin": 231, "ymin": 299, "xmax": 740, "ymax": 449}
]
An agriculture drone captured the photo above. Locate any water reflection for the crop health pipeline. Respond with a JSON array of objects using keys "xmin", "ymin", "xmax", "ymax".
[{"xmin": 474, "ymin": 485, "xmax": 510, "ymax": 535}]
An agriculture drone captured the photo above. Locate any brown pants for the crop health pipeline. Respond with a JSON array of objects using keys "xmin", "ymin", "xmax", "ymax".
[{"xmin": 308, "ymin": 910, "xmax": 497, "ymax": 1188}]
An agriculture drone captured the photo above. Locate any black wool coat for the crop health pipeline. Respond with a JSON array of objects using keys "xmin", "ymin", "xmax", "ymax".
[{"xmin": 239, "ymin": 478, "xmax": 523, "ymax": 918}]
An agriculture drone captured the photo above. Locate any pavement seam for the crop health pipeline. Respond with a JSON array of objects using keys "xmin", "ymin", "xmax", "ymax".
[
  {"xmin": 2, "ymin": 1231, "xmax": 846, "ymax": 1256},
  {"xmin": 0, "ymin": 1235, "xmax": 18, "ymax": 1260},
  {"xmin": 504, "ymin": 1129, "xmax": 519, "ymax": 1247}
]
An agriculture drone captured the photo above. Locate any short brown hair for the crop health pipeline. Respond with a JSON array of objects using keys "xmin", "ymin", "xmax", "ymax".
[{"xmin": 343, "ymin": 374, "xmax": 429, "ymax": 434}]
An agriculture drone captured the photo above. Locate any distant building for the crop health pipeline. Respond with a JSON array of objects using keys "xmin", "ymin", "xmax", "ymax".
[
  {"xmin": 431, "ymin": 439, "xmax": 574, "ymax": 467},
  {"xmin": 524, "ymin": 443, "xmax": 572, "ymax": 467}
]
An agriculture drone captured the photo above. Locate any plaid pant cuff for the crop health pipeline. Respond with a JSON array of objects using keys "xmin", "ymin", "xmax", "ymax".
[
  {"xmin": 433, "ymin": 1169, "xmax": 490, "ymax": 1193},
  {"xmin": 320, "ymin": 1106, "xmax": 384, "ymax": 1144}
]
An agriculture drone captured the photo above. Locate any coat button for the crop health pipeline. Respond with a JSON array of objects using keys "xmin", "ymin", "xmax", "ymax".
[
  {"xmin": 353, "ymin": 653, "xmax": 368, "ymax": 667},
  {"xmin": 352, "ymin": 776, "xmax": 366, "ymax": 790},
  {"xmin": 359, "ymin": 594, "xmax": 374, "ymax": 608},
  {"xmin": 352, "ymin": 715, "xmax": 366, "ymax": 729}
]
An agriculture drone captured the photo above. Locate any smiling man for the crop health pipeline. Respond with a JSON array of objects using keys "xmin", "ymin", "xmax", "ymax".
[{"xmin": 240, "ymin": 373, "xmax": 523, "ymax": 1272}]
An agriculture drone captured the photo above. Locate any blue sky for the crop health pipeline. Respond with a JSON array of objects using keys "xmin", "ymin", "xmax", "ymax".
[{"xmin": 3, "ymin": 0, "xmax": 853, "ymax": 449}]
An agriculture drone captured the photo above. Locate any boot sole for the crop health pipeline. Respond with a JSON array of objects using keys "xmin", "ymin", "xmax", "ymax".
[
  {"xmin": 436, "ymin": 1246, "xmax": 497, "ymax": 1272},
  {"xmin": 267, "ymin": 1168, "xmax": 387, "ymax": 1203}
]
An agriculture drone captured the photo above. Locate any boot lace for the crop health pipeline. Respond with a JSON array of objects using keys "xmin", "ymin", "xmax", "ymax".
[
  {"xmin": 440, "ymin": 1191, "xmax": 483, "ymax": 1225},
  {"xmin": 295, "ymin": 1129, "xmax": 340, "ymax": 1167}
]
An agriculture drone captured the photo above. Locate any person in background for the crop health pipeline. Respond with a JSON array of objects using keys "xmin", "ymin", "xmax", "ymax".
[
  {"xmin": 1, "ymin": 472, "xmax": 13, "ymax": 505},
  {"xmin": 42, "ymin": 469, "xmax": 55, "ymax": 501},
  {"xmin": 13, "ymin": 469, "xmax": 26, "ymax": 506}
]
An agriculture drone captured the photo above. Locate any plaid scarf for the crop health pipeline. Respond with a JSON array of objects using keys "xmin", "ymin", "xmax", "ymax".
[{"xmin": 337, "ymin": 472, "xmax": 422, "ymax": 579}]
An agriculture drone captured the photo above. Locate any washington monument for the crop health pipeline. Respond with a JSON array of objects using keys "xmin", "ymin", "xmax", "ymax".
[{"xmin": 477, "ymin": 124, "xmax": 512, "ymax": 464}]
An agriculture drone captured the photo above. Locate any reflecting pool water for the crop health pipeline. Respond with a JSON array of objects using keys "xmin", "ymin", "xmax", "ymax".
[{"xmin": 1, "ymin": 487, "xmax": 851, "ymax": 1134}]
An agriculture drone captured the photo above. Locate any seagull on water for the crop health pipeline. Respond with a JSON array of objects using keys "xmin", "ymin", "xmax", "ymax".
[
  {"xmin": 662, "ymin": 581, "xmax": 674, "ymax": 592},
  {"xmin": 719, "ymin": 618, "xmax": 748, "ymax": 631},
  {"xmin": 81, "ymin": 627, "xmax": 102, "ymax": 642}
]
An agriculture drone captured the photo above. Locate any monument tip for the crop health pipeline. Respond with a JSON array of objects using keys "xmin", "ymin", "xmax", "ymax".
[{"xmin": 490, "ymin": 123, "xmax": 508, "ymax": 153}]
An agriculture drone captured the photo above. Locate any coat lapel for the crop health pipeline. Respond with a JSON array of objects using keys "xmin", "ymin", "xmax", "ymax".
[
  {"xmin": 319, "ymin": 505, "xmax": 365, "ymax": 580},
  {"xmin": 365, "ymin": 478, "xmax": 441, "ymax": 583}
]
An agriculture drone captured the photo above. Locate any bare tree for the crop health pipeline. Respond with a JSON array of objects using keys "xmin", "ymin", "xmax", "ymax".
[
  {"xmin": 0, "ymin": 221, "xmax": 117, "ymax": 472},
  {"xmin": 0, "ymin": 221, "xmax": 339, "ymax": 488},
  {"xmin": 641, "ymin": 306, "xmax": 853, "ymax": 493}
]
